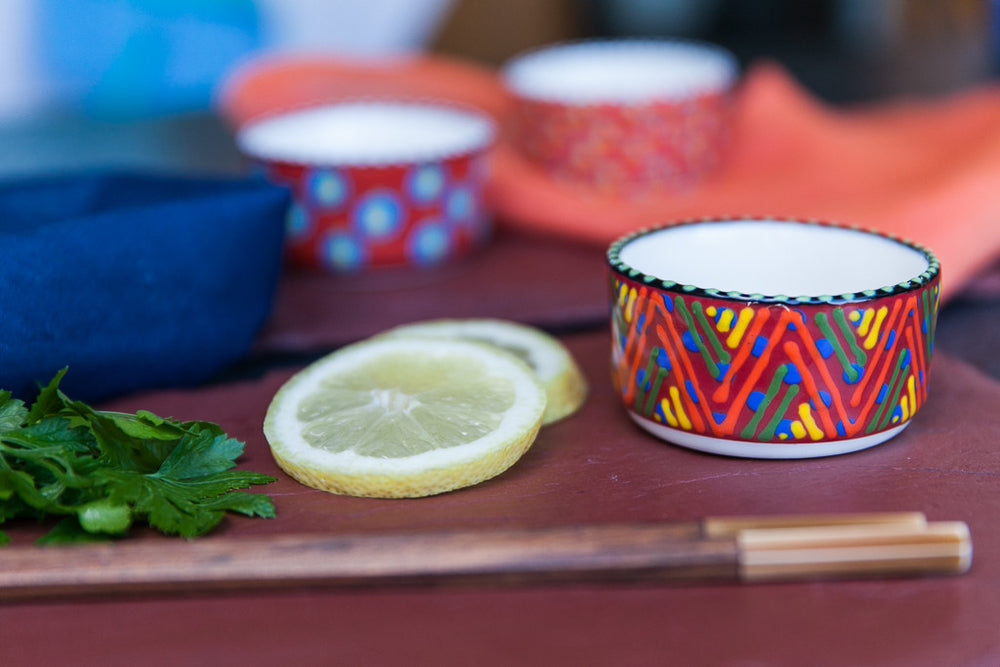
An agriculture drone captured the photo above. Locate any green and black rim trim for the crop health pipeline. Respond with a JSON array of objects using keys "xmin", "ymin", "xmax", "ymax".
[{"xmin": 607, "ymin": 217, "xmax": 941, "ymax": 305}]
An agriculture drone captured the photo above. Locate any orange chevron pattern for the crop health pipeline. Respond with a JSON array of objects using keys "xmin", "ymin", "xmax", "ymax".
[{"xmin": 611, "ymin": 275, "xmax": 940, "ymax": 444}]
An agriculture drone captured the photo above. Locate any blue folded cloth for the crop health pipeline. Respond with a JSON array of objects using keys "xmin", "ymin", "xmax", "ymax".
[{"xmin": 0, "ymin": 171, "xmax": 290, "ymax": 402}]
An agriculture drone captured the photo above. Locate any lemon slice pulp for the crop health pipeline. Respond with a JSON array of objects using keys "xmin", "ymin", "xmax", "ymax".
[
  {"xmin": 263, "ymin": 337, "xmax": 546, "ymax": 498},
  {"xmin": 380, "ymin": 318, "xmax": 587, "ymax": 424}
]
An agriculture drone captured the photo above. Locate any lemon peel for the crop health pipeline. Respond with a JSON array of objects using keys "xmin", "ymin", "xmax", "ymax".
[{"xmin": 380, "ymin": 318, "xmax": 587, "ymax": 424}]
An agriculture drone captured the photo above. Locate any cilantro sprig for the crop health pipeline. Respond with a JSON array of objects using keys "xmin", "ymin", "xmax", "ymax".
[{"xmin": 0, "ymin": 370, "xmax": 276, "ymax": 545}]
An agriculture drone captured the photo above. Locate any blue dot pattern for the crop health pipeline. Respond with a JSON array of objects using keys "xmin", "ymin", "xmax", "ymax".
[
  {"xmin": 406, "ymin": 164, "xmax": 446, "ymax": 204},
  {"xmin": 407, "ymin": 218, "xmax": 451, "ymax": 265},
  {"xmin": 308, "ymin": 168, "xmax": 349, "ymax": 209},
  {"xmin": 280, "ymin": 154, "xmax": 491, "ymax": 271},
  {"xmin": 321, "ymin": 232, "xmax": 365, "ymax": 271},
  {"xmin": 445, "ymin": 186, "xmax": 475, "ymax": 222},
  {"xmin": 352, "ymin": 190, "xmax": 404, "ymax": 240}
]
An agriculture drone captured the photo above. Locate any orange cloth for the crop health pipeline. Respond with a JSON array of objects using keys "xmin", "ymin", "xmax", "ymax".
[{"xmin": 218, "ymin": 54, "xmax": 1000, "ymax": 303}]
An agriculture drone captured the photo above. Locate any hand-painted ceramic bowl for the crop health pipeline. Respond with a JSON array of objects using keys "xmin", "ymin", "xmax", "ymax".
[
  {"xmin": 607, "ymin": 218, "xmax": 941, "ymax": 458},
  {"xmin": 502, "ymin": 39, "xmax": 738, "ymax": 196},
  {"xmin": 236, "ymin": 100, "xmax": 495, "ymax": 272}
]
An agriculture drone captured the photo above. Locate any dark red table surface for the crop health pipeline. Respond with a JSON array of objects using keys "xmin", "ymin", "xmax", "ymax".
[{"xmin": 4, "ymin": 228, "xmax": 1000, "ymax": 667}]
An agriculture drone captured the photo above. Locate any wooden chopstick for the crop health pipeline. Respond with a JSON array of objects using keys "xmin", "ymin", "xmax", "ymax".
[
  {"xmin": 702, "ymin": 511, "xmax": 928, "ymax": 538},
  {"xmin": 738, "ymin": 520, "xmax": 972, "ymax": 581},
  {"xmin": 0, "ymin": 512, "xmax": 971, "ymax": 600}
]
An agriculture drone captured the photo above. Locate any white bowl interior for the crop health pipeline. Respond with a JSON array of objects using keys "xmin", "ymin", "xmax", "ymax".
[
  {"xmin": 237, "ymin": 102, "xmax": 495, "ymax": 166},
  {"xmin": 503, "ymin": 40, "xmax": 737, "ymax": 104},
  {"xmin": 619, "ymin": 220, "xmax": 931, "ymax": 297}
]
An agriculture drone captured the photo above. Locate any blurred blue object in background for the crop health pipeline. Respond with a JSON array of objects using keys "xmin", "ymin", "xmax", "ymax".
[
  {"xmin": 2, "ymin": 0, "xmax": 454, "ymax": 122},
  {"xmin": 0, "ymin": 0, "xmax": 455, "ymax": 177},
  {"xmin": 39, "ymin": 0, "xmax": 263, "ymax": 120}
]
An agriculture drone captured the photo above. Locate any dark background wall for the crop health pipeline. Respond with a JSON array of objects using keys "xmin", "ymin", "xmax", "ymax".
[{"xmin": 432, "ymin": 0, "xmax": 997, "ymax": 103}]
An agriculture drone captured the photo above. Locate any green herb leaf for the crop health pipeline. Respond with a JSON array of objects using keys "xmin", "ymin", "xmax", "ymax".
[
  {"xmin": 25, "ymin": 368, "xmax": 68, "ymax": 424},
  {"xmin": 0, "ymin": 370, "xmax": 276, "ymax": 544},
  {"xmin": 0, "ymin": 393, "xmax": 28, "ymax": 434}
]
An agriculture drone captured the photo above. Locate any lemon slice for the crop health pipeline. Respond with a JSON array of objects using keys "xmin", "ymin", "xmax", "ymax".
[
  {"xmin": 263, "ymin": 337, "xmax": 547, "ymax": 498},
  {"xmin": 381, "ymin": 318, "xmax": 587, "ymax": 425}
]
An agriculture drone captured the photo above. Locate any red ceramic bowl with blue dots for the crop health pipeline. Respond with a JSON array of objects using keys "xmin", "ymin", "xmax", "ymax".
[
  {"xmin": 607, "ymin": 218, "xmax": 941, "ymax": 458},
  {"xmin": 236, "ymin": 100, "xmax": 495, "ymax": 271}
]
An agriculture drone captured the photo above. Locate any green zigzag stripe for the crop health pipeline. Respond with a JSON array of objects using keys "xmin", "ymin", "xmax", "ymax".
[
  {"xmin": 634, "ymin": 346, "xmax": 659, "ymax": 414},
  {"xmin": 833, "ymin": 307, "xmax": 867, "ymax": 379},
  {"xmin": 691, "ymin": 300, "xmax": 731, "ymax": 365},
  {"xmin": 816, "ymin": 311, "xmax": 859, "ymax": 380},
  {"xmin": 868, "ymin": 350, "xmax": 908, "ymax": 434},
  {"xmin": 740, "ymin": 364, "xmax": 789, "ymax": 440},
  {"xmin": 674, "ymin": 296, "xmax": 722, "ymax": 379}
]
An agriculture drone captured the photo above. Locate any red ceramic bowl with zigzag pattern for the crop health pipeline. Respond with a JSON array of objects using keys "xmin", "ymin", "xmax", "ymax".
[{"xmin": 608, "ymin": 218, "xmax": 941, "ymax": 458}]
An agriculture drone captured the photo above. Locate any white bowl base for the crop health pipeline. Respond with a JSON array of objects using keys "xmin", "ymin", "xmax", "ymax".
[{"xmin": 628, "ymin": 413, "xmax": 910, "ymax": 459}]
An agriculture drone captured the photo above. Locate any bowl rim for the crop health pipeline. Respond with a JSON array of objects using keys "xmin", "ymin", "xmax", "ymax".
[
  {"xmin": 607, "ymin": 217, "xmax": 941, "ymax": 305},
  {"xmin": 501, "ymin": 37, "xmax": 739, "ymax": 107},
  {"xmin": 235, "ymin": 97, "xmax": 497, "ymax": 169}
]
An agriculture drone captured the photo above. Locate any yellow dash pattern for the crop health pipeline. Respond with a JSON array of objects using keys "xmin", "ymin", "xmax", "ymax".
[
  {"xmin": 716, "ymin": 308, "xmax": 735, "ymax": 333},
  {"xmin": 790, "ymin": 421, "xmax": 806, "ymax": 439},
  {"xmin": 726, "ymin": 307, "xmax": 755, "ymax": 348},
  {"xmin": 669, "ymin": 386, "xmax": 692, "ymax": 430},
  {"xmin": 894, "ymin": 375, "xmax": 917, "ymax": 424},
  {"xmin": 624, "ymin": 287, "xmax": 638, "ymax": 322},
  {"xmin": 863, "ymin": 306, "xmax": 888, "ymax": 350},
  {"xmin": 907, "ymin": 374, "xmax": 916, "ymax": 416},
  {"xmin": 659, "ymin": 397, "xmax": 678, "ymax": 427},
  {"xmin": 858, "ymin": 308, "xmax": 874, "ymax": 334},
  {"xmin": 797, "ymin": 403, "xmax": 825, "ymax": 440}
]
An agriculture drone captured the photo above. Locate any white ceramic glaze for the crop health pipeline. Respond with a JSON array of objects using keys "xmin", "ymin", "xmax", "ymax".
[
  {"xmin": 503, "ymin": 39, "xmax": 738, "ymax": 104},
  {"xmin": 237, "ymin": 101, "xmax": 495, "ymax": 166},
  {"xmin": 618, "ymin": 219, "xmax": 931, "ymax": 297}
]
